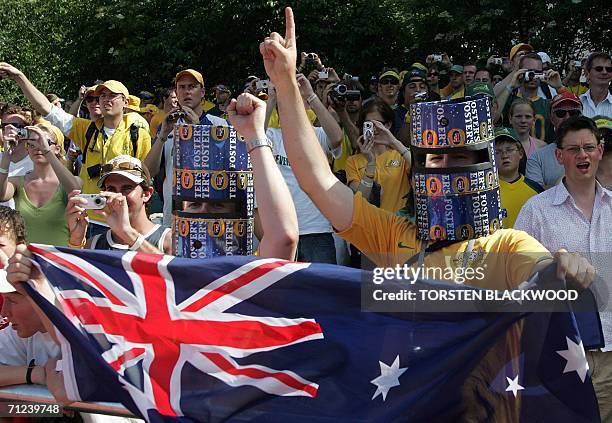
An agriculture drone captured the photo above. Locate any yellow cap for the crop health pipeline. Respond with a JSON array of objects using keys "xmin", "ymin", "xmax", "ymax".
[
  {"xmin": 140, "ymin": 104, "xmax": 159, "ymax": 113},
  {"xmin": 509, "ymin": 43, "xmax": 533, "ymax": 61},
  {"xmin": 127, "ymin": 95, "xmax": 141, "ymax": 111},
  {"xmin": 93, "ymin": 80, "xmax": 130, "ymax": 98},
  {"xmin": 84, "ymin": 85, "xmax": 98, "ymax": 96},
  {"xmin": 37, "ymin": 121, "xmax": 65, "ymax": 146},
  {"xmin": 175, "ymin": 69, "xmax": 204, "ymax": 87},
  {"xmin": 379, "ymin": 70, "xmax": 400, "ymax": 81}
]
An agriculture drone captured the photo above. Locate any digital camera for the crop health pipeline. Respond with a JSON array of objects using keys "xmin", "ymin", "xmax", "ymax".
[
  {"xmin": 318, "ymin": 70, "xmax": 329, "ymax": 80},
  {"xmin": 168, "ymin": 111, "xmax": 186, "ymax": 121},
  {"xmin": 573, "ymin": 60, "xmax": 582, "ymax": 69},
  {"xmin": 256, "ymin": 79, "xmax": 270, "ymax": 91},
  {"xmin": 524, "ymin": 71, "xmax": 545, "ymax": 82},
  {"xmin": 363, "ymin": 121, "xmax": 375, "ymax": 141},
  {"xmin": 330, "ymin": 84, "xmax": 361, "ymax": 102},
  {"xmin": 78, "ymin": 194, "xmax": 107, "ymax": 210},
  {"xmin": 15, "ymin": 128, "xmax": 29, "ymax": 139},
  {"xmin": 493, "ymin": 57, "xmax": 503, "ymax": 65},
  {"xmin": 432, "ymin": 54, "xmax": 443, "ymax": 62}
]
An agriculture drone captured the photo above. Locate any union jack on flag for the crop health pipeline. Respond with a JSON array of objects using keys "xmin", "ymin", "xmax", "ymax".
[{"xmin": 27, "ymin": 245, "xmax": 599, "ymax": 423}]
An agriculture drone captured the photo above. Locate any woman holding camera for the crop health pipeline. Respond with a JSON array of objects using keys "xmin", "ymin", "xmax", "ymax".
[
  {"xmin": 0, "ymin": 123, "xmax": 82, "ymax": 245},
  {"xmin": 345, "ymin": 98, "xmax": 411, "ymax": 213}
]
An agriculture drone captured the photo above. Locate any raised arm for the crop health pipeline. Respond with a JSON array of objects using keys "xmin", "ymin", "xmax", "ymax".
[
  {"xmin": 0, "ymin": 63, "xmax": 53, "ymax": 116},
  {"xmin": 0, "ymin": 131, "xmax": 17, "ymax": 201},
  {"xmin": 260, "ymin": 7, "xmax": 354, "ymax": 232},
  {"xmin": 227, "ymin": 93, "xmax": 298, "ymax": 260}
]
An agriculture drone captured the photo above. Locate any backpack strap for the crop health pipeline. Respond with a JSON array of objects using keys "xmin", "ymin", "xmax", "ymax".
[
  {"xmin": 129, "ymin": 123, "xmax": 139, "ymax": 157},
  {"xmin": 82, "ymin": 121, "xmax": 99, "ymax": 165}
]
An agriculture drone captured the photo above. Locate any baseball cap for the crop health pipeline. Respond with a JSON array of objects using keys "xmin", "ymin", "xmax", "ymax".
[
  {"xmin": 93, "ymin": 80, "xmax": 130, "ymax": 98},
  {"xmin": 379, "ymin": 70, "xmax": 400, "ymax": 82},
  {"xmin": 537, "ymin": 52, "xmax": 552, "ymax": 64},
  {"xmin": 127, "ymin": 95, "xmax": 141, "ymax": 111},
  {"xmin": 37, "ymin": 121, "xmax": 65, "ymax": 146},
  {"xmin": 46, "ymin": 93, "xmax": 64, "ymax": 104},
  {"xmin": 550, "ymin": 92, "xmax": 582, "ymax": 110},
  {"xmin": 84, "ymin": 85, "xmax": 98, "ymax": 97},
  {"xmin": 98, "ymin": 155, "xmax": 151, "ymax": 188},
  {"xmin": 494, "ymin": 127, "xmax": 519, "ymax": 143},
  {"xmin": 214, "ymin": 85, "xmax": 230, "ymax": 93},
  {"xmin": 449, "ymin": 65, "xmax": 464, "ymax": 74},
  {"xmin": 405, "ymin": 69, "xmax": 427, "ymax": 84},
  {"xmin": 140, "ymin": 104, "xmax": 159, "ymax": 113},
  {"xmin": 411, "ymin": 62, "xmax": 428, "ymax": 72},
  {"xmin": 509, "ymin": 43, "xmax": 533, "ymax": 61},
  {"xmin": 595, "ymin": 117, "xmax": 612, "ymax": 131},
  {"xmin": 466, "ymin": 82, "xmax": 495, "ymax": 98},
  {"xmin": 0, "ymin": 269, "xmax": 15, "ymax": 293},
  {"xmin": 175, "ymin": 69, "xmax": 204, "ymax": 87}
]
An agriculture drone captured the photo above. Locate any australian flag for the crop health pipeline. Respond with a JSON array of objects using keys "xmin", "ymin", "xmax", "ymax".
[{"xmin": 25, "ymin": 244, "xmax": 600, "ymax": 422}]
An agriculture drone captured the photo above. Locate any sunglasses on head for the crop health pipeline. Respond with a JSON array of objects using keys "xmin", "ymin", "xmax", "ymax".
[
  {"xmin": 593, "ymin": 66, "xmax": 612, "ymax": 73},
  {"xmin": 0, "ymin": 123, "xmax": 26, "ymax": 129},
  {"xmin": 101, "ymin": 162, "xmax": 143, "ymax": 174},
  {"xmin": 553, "ymin": 109, "xmax": 581, "ymax": 119}
]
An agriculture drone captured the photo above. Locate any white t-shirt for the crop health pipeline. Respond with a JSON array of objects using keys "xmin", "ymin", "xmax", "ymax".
[
  {"xmin": 0, "ymin": 154, "xmax": 34, "ymax": 209},
  {"xmin": 161, "ymin": 114, "xmax": 228, "ymax": 227},
  {"xmin": 0, "ymin": 328, "xmax": 59, "ymax": 366},
  {"xmin": 266, "ymin": 127, "xmax": 341, "ymax": 235}
]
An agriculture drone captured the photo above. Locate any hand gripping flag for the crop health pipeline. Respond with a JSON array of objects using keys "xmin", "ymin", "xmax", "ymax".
[{"xmin": 25, "ymin": 245, "xmax": 599, "ymax": 422}]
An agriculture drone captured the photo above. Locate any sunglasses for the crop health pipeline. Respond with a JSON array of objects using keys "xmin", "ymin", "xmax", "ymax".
[
  {"xmin": 593, "ymin": 66, "xmax": 612, "ymax": 73},
  {"xmin": 85, "ymin": 96, "xmax": 99, "ymax": 103},
  {"xmin": 101, "ymin": 162, "xmax": 143, "ymax": 174},
  {"xmin": 427, "ymin": 72, "xmax": 439, "ymax": 77},
  {"xmin": 26, "ymin": 141, "xmax": 57, "ymax": 149},
  {"xmin": 379, "ymin": 78, "xmax": 398, "ymax": 86},
  {"xmin": 553, "ymin": 109, "xmax": 581, "ymax": 119},
  {"xmin": 0, "ymin": 123, "xmax": 26, "ymax": 129}
]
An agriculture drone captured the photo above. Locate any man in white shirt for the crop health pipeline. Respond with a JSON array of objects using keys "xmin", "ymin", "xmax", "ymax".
[
  {"xmin": 580, "ymin": 52, "xmax": 612, "ymax": 118},
  {"xmin": 266, "ymin": 73, "xmax": 342, "ymax": 264},
  {"xmin": 515, "ymin": 115, "xmax": 612, "ymax": 420}
]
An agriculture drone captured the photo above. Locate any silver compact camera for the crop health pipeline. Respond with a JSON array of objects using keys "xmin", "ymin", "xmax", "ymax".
[
  {"xmin": 256, "ymin": 79, "xmax": 269, "ymax": 90},
  {"xmin": 493, "ymin": 57, "xmax": 503, "ymax": 65},
  {"xmin": 524, "ymin": 71, "xmax": 545, "ymax": 82},
  {"xmin": 318, "ymin": 69, "xmax": 329, "ymax": 80},
  {"xmin": 15, "ymin": 128, "xmax": 29, "ymax": 139},
  {"xmin": 432, "ymin": 54, "xmax": 443, "ymax": 62},
  {"xmin": 363, "ymin": 121, "xmax": 375, "ymax": 141},
  {"xmin": 78, "ymin": 194, "xmax": 107, "ymax": 210}
]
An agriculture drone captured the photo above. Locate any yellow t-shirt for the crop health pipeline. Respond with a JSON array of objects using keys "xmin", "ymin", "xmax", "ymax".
[
  {"xmin": 331, "ymin": 131, "xmax": 355, "ymax": 174},
  {"xmin": 149, "ymin": 111, "xmax": 166, "ymax": 137},
  {"xmin": 200, "ymin": 99, "xmax": 216, "ymax": 113},
  {"xmin": 268, "ymin": 107, "xmax": 317, "ymax": 128},
  {"xmin": 69, "ymin": 116, "xmax": 152, "ymax": 222},
  {"xmin": 499, "ymin": 176, "xmax": 542, "ymax": 228},
  {"xmin": 567, "ymin": 84, "xmax": 588, "ymax": 97},
  {"xmin": 338, "ymin": 192, "xmax": 550, "ymax": 289},
  {"xmin": 345, "ymin": 150, "xmax": 410, "ymax": 213},
  {"xmin": 339, "ymin": 193, "xmax": 550, "ymax": 421},
  {"xmin": 125, "ymin": 112, "xmax": 149, "ymax": 132}
]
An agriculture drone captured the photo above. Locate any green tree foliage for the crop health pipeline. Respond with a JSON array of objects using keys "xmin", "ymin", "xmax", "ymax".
[{"xmin": 0, "ymin": 0, "xmax": 609, "ymax": 105}]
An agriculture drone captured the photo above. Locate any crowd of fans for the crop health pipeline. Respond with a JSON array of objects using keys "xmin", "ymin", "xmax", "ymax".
[{"xmin": 0, "ymin": 23, "xmax": 610, "ymax": 420}]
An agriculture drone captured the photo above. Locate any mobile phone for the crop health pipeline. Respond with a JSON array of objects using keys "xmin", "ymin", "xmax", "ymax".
[{"xmin": 78, "ymin": 194, "xmax": 107, "ymax": 210}]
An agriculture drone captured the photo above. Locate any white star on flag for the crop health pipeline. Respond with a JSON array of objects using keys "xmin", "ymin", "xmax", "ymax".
[
  {"xmin": 556, "ymin": 336, "xmax": 589, "ymax": 382},
  {"xmin": 505, "ymin": 375, "xmax": 524, "ymax": 397},
  {"xmin": 371, "ymin": 355, "xmax": 407, "ymax": 401}
]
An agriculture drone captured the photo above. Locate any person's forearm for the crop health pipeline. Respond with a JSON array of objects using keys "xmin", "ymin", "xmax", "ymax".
[
  {"xmin": 496, "ymin": 85, "xmax": 513, "ymax": 113},
  {"xmin": 13, "ymin": 73, "xmax": 53, "ymax": 116},
  {"xmin": 338, "ymin": 109, "xmax": 359, "ymax": 149},
  {"xmin": 309, "ymin": 97, "xmax": 343, "ymax": 149},
  {"xmin": 114, "ymin": 227, "xmax": 163, "ymax": 254},
  {"xmin": 276, "ymin": 82, "xmax": 335, "ymax": 196},
  {"xmin": 0, "ymin": 365, "xmax": 31, "ymax": 386},
  {"xmin": 0, "ymin": 156, "xmax": 15, "ymax": 201},
  {"xmin": 47, "ymin": 153, "xmax": 82, "ymax": 192},
  {"xmin": 143, "ymin": 134, "xmax": 165, "ymax": 177},
  {"xmin": 68, "ymin": 98, "xmax": 83, "ymax": 116},
  {"xmin": 493, "ymin": 73, "xmax": 514, "ymax": 97},
  {"xmin": 250, "ymin": 135, "xmax": 298, "ymax": 260}
]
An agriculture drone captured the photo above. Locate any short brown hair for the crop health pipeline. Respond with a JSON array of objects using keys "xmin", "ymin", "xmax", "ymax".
[
  {"xmin": 0, "ymin": 105, "xmax": 33, "ymax": 126},
  {"xmin": 0, "ymin": 207, "xmax": 26, "ymax": 243}
]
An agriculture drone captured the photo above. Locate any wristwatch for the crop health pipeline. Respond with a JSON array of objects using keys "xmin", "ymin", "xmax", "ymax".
[{"xmin": 246, "ymin": 137, "xmax": 274, "ymax": 153}]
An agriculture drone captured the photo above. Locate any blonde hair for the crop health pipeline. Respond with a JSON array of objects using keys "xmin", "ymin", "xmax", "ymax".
[{"xmin": 35, "ymin": 124, "xmax": 67, "ymax": 166}]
